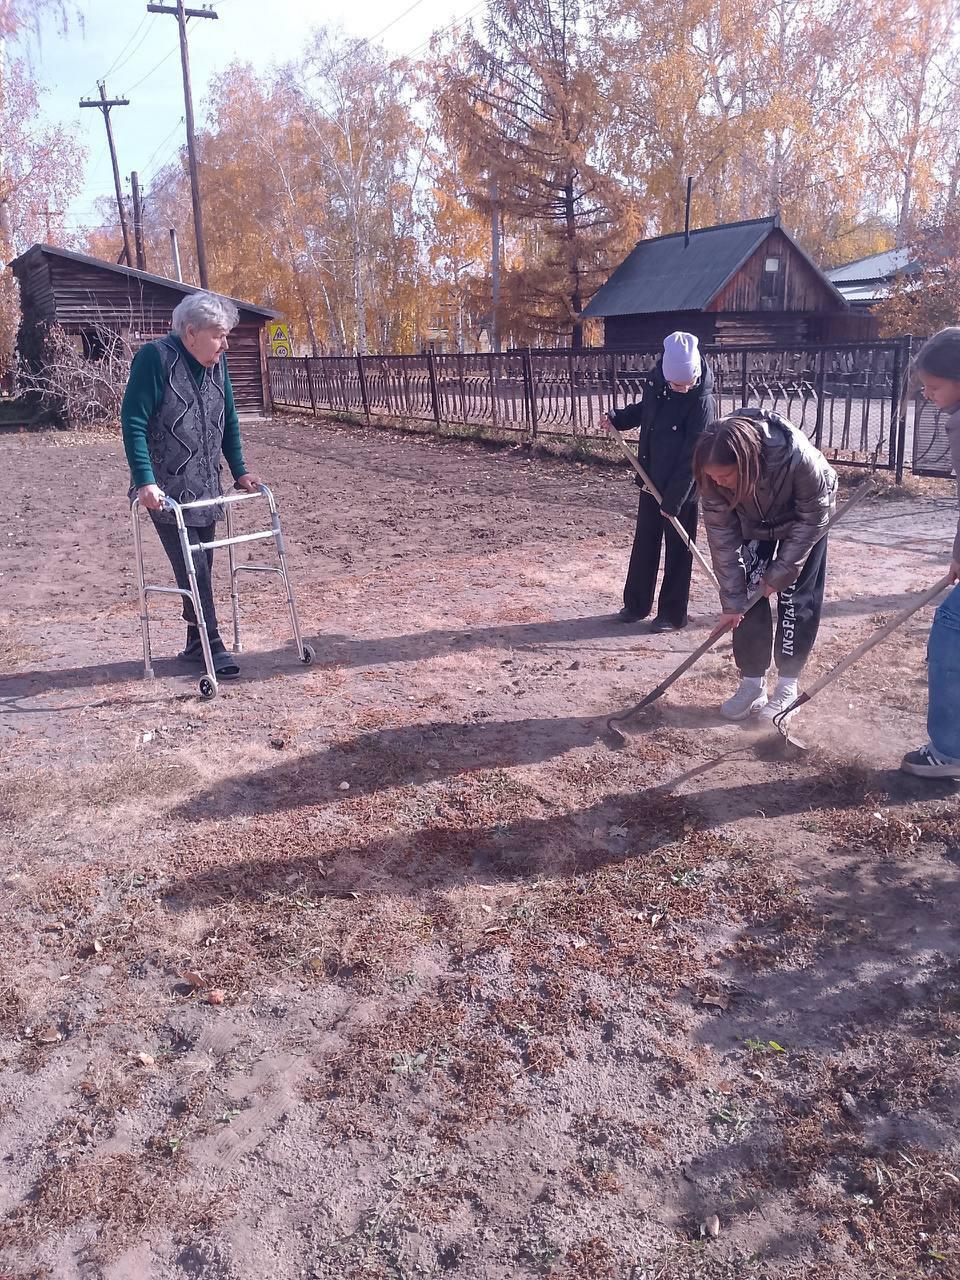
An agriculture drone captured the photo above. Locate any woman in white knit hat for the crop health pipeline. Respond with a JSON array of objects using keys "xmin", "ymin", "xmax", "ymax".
[{"xmin": 606, "ymin": 331, "xmax": 714, "ymax": 631}]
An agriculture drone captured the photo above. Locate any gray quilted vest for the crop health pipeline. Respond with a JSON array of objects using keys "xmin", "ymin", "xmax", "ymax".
[{"xmin": 145, "ymin": 336, "xmax": 227, "ymax": 527}]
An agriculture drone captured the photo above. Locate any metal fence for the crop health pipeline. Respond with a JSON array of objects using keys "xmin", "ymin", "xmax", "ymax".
[
  {"xmin": 912, "ymin": 396, "xmax": 956, "ymax": 477},
  {"xmin": 268, "ymin": 340, "xmax": 936, "ymax": 482}
]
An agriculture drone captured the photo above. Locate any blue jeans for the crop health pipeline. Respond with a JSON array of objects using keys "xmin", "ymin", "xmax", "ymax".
[{"xmin": 927, "ymin": 582, "xmax": 960, "ymax": 761}]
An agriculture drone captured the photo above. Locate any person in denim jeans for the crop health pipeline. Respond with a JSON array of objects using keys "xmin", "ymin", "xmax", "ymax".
[{"xmin": 901, "ymin": 328, "xmax": 960, "ymax": 779}]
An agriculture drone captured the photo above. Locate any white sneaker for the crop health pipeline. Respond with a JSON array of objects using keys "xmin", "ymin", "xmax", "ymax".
[
  {"xmin": 721, "ymin": 678, "xmax": 767, "ymax": 721},
  {"xmin": 760, "ymin": 678, "xmax": 800, "ymax": 722}
]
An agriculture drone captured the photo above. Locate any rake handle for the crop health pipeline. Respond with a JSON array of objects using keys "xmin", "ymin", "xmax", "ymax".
[
  {"xmin": 606, "ymin": 417, "xmax": 721, "ymax": 593},
  {"xmin": 782, "ymin": 573, "xmax": 954, "ymax": 713}
]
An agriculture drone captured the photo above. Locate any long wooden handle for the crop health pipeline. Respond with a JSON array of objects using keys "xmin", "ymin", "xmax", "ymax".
[
  {"xmin": 790, "ymin": 574, "xmax": 953, "ymax": 709},
  {"xmin": 606, "ymin": 417, "xmax": 721, "ymax": 593}
]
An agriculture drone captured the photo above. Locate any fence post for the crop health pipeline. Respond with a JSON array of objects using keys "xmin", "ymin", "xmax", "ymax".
[
  {"xmin": 487, "ymin": 352, "xmax": 499, "ymax": 430},
  {"xmin": 303, "ymin": 358, "xmax": 317, "ymax": 416},
  {"xmin": 356, "ymin": 354, "xmax": 371, "ymax": 424},
  {"xmin": 457, "ymin": 352, "xmax": 468, "ymax": 423},
  {"xmin": 740, "ymin": 350, "xmax": 749, "ymax": 408},
  {"xmin": 567, "ymin": 351, "xmax": 579, "ymax": 434},
  {"xmin": 813, "ymin": 349, "xmax": 827, "ymax": 450},
  {"xmin": 427, "ymin": 348, "xmax": 442, "ymax": 429},
  {"xmin": 523, "ymin": 347, "xmax": 539, "ymax": 442},
  {"xmin": 893, "ymin": 336, "xmax": 911, "ymax": 485},
  {"xmin": 609, "ymin": 351, "xmax": 617, "ymax": 415}
]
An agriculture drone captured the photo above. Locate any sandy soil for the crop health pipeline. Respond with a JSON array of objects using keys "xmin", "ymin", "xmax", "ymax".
[{"xmin": 1, "ymin": 417, "xmax": 959, "ymax": 1280}]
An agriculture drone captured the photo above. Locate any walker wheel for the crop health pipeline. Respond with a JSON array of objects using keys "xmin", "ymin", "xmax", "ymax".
[
  {"xmin": 300, "ymin": 643, "xmax": 316, "ymax": 666},
  {"xmin": 199, "ymin": 676, "xmax": 218, "ymax": 700}
]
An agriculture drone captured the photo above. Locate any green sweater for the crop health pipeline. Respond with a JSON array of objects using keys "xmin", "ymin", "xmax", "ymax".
[{"xmin": 121, "ymin": 336, "xmax": 246, "ymax": 489}]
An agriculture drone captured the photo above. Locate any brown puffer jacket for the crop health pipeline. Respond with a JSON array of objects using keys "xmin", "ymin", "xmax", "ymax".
[{"xmin": 699, "ymin": 410, "xmax": 837, "ymax": 613}]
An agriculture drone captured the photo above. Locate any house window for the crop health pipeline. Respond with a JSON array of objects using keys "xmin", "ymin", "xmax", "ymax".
[{"xmin": 761, "ymin": 256, "xmax": 782, "ymax": 301}]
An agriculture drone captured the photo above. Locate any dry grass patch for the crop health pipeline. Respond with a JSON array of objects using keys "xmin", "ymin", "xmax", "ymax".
[
  {"xmin": 0, "ymin": 756, "xmax": 189, "ymax": 826},
  {"xmin": 0, "ymin": 1150, "xmax": 220, "ymax": 1264},
  {"xmin": 0, "ymin": 627, "xmax": 43, "ymax": 670}
]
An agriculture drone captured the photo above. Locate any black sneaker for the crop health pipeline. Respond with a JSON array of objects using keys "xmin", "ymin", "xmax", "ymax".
[
  {"xmin": 900, "ymin": 744, "xmax": 960, "ymax": 779},
  {"xmin": 649, "ymin": 616, "xmax": 687, "ymax": 633},
  {"xmin": 613, "ymin": 608, "xmax": 648, "ymax": 624}
]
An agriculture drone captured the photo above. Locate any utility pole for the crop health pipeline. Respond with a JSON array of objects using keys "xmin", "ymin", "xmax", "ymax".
[
  {"xmin": 33, "ymin": 204, "xmax": 64, "ymax": 243},
  {"xmin": 490, "ymin": 176, "xmax": 501, "ymax": 354},
  {"xmin": 130, "ymin": 171, "xmax": 146, "ymax": 270},
  {"xmin": 79, "ymin": 82, "xmax": 133, "ymax": 267},
  {"xmin": 147, "ymin": 1, "xmax": 217, "ymax": 287}
]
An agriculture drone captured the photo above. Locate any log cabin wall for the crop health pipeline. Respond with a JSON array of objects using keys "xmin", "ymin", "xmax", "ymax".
[
  {"xmin": 12, "ymin": 247, "xmax": 274, "ymax": 414},
  {"xmin": 604, "ymin": 313, "xmax": 717, "ymax": 349},
  {"xmin": 706, "ymin": 229, "xmax": 839, "ymax": 314}
]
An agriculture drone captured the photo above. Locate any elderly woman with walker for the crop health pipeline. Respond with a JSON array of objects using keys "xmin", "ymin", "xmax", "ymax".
[{"xmin": 123, "ymin": 290, "xmax": 315, "ymax": 698}]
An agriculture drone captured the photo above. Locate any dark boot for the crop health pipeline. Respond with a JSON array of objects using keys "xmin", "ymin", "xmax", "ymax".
[
  {"xmin": 208, "ymin": 632, "xmax": 241, "ymax": 679},
  {"xmin": 178, "ymin": 625, "xmax": 203, "ymax": 662}
]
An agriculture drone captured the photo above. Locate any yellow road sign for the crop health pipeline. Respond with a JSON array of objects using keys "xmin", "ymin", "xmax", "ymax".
[{"xmin": 269, "ymin": 322, "xmax": 290, "ymax": 346}]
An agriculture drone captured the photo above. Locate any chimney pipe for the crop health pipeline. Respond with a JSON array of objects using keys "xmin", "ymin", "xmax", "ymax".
[{"xmin": 684, "ymin": 177, "xmax": 693, "ymax": 247}]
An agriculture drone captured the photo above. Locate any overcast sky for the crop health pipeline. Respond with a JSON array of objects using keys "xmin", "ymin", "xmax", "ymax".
[{"xmin": 33, "ymin": 0, "xmax": 476, "ymax": 229}]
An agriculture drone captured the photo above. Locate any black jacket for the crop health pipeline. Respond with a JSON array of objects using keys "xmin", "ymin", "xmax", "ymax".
[{"xmin": 609, "ymin": 359, "xmax": 715, "ymax": 516}]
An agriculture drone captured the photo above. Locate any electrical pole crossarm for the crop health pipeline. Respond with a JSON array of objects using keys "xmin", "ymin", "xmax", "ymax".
[
  {"xmin": 79, "ymin": 96, "xmax": 130, "ymax": 108},
  {"xmin": 147, "ymin": 4, "xmax": 218, "ymax": 17}
]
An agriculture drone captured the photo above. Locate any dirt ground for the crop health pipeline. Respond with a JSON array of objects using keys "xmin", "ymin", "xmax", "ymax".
[{"xmin": 1, "ymin": 417, "xmax": 959, "ymax": 1280}]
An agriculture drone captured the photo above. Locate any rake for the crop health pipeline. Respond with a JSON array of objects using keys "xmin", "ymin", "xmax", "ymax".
[{"xmin": 604, "ymin": 478, "xmax": 877, "ymax": 747}]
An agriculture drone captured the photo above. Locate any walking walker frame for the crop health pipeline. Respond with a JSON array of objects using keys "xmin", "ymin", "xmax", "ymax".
[{"xmin": 131, "ymin": 484, "xmax": 315, "ymax": 700}]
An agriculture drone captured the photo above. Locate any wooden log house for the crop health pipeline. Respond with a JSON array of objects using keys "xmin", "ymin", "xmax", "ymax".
[
  {"xmin": 10, "ymin": 244, "xmax": 280, "ymax": 414},
  {"xmin": 583, "ymin": 215, "xmax": 877, "ymax": 348}
]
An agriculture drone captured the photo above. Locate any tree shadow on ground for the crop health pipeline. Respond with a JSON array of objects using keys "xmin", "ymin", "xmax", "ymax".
[
  {"xmin": 163, "ymin": 755, "xmax": 956, "ymax": 905},
  {"xmin": 169, "ymin": 706, "xmax": 765, "ymax": 824},
  {"xmin": 0, "ymin": 614, "xmax": 637, "ymax": 701},
  {"xmin": 1, "ymin": 589, "xmax": 941, "ymax": 705},
  {"xmin": 670, "ymin": 845, "xmax": 960, "ymax": 1263},
  {"xmin": 0, "ymin": 646, "xmax": 313, "ymax": 706}
]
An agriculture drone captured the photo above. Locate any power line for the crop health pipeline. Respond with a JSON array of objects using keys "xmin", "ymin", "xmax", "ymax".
[
  {"xmin": 101, "ymin": 13, "xmax": 152, "ymax": 81},
  {"xmin": 145, "ymin": 136, "xmax": 187, "ymax": 186},
  {"xmin": 400, "ymin": 1, "xmax": 486, "ymax": 61},
  {"xmin": 107, "ymin": 21, "xmax": 155, "ymax": 80},
  {"xmin": 142, "ymin": 115, "xmax": 185, "ymax": 175},
  {"xmin": 367, "ymin": 0, "xmax": 432, "ymax": 44},
  {"xmin": 123, "ymin": 38, "xmax": 182, "ymax": 93}
]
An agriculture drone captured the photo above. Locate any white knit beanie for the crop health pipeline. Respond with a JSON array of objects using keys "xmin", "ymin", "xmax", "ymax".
[{"xmin": 662, "ymin": 331, "xmax": 701, "ymax": 384}]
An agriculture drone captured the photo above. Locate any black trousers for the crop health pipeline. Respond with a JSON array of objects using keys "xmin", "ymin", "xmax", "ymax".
[
  {"xmin": 152, "ymin": 518, "xmax": 220, "ymax": 636},
  {"xmin": 623, "ymin": 492, "xmax": 698, "ymax": 624},
  {"xmin": 733, "ymin": 536, "xmax": 828, "ymax": 678}
]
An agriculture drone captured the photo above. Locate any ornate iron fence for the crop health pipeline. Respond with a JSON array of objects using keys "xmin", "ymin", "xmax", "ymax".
[{"xmin": 269, "ymin": 340, "xmax": 917, "ymax": 480}]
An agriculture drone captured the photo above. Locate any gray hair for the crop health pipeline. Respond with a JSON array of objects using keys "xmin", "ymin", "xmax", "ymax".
[{"xmin": 171, "ymin": 291, "xmax": 239, "ymax": 336}]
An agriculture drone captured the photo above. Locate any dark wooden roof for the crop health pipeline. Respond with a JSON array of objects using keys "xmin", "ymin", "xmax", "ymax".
[
  {"xmin": 582, "ymin": 216, "xmax": 847, "ymax": 318},
  {"xmin": 8, "ymin": 244, "xmax": 281, "ymax": 321}
]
